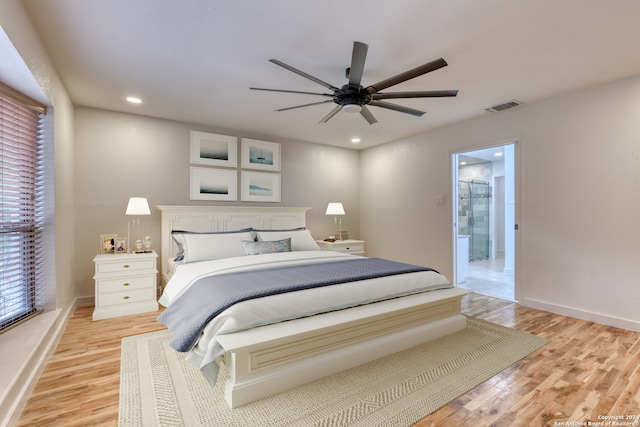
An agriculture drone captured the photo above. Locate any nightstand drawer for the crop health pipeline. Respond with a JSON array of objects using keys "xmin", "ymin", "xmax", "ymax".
[
  {"xmin": 331, "ymin": 243, "xmax": 364, "ymax": 253},
  {"xmin": 98, "ymin": 288, "xmax": 155, "ymax": 307},
  {"xmin": 97, "ymin": 275, "xmax": 155, "ymax": 293},
  {"xmin": 95, "ymin": 258, "xmax": 156, "ymax": 275},
  {"xmin": 315, "ymin": 239, "xmax": 365, "ymax": 255}
]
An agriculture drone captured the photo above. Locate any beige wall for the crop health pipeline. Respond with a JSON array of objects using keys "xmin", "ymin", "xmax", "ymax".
[
  {"xmin": 360, "ymin": 74, "xmax": 640, "ymax": 331},
  {"xmin": 73, "ymin": 107, "xmax": 360, "ymax": 298}
]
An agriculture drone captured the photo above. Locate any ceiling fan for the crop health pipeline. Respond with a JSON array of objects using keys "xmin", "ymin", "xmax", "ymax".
[{"xmin": 250, "ymin": 41, "xmax": 458, "ymax": 124}]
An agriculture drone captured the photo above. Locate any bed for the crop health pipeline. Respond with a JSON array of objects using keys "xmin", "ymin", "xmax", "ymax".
[{"xmin": 156, "ymin": 205, "xmax": 470, "ymax": 408}]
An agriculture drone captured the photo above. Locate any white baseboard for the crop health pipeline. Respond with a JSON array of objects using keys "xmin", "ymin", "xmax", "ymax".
[
  {"xmin": 521, "ymin": 298, "xmax": 640, "ymax": 332},
  {"xmin": 0, "ymin": 299, "xmax": 77, "ymax": 427}
]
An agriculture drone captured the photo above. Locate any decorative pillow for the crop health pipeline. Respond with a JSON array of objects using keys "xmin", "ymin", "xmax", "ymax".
[
  {"xmin": 255, "ymin": 229, "xmax": 320, "ymax": 251},
  {"xmin": 243, "ymin": 238, "xmax": 291, "ymax": 255},
  {"xmin": 171, "ymin": 229, "xmax": 254, "ymax": 262}
]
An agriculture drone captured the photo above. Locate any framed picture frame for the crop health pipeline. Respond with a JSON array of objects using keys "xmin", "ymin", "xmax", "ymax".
[
  {"xmin": 114, "ymin": 237, "xmax": 128, "ymax": 254},
  {"xmin": 190, "ymin": 167, "xmax": 238, "ymax": 201},
  {"xmin": 241, "ymin": 171, "xmax": 281, "ymax": 202},
  {"xmin": 241, "ymin": 138, "xmax": 281, "ymax": 171},
  {"xmin": 100, "ymin": 234, "xmax": 117, "ymax": 254},
  {"xmin": 190, "ymin": 131, "xmax": 237, "ymax": 167}
]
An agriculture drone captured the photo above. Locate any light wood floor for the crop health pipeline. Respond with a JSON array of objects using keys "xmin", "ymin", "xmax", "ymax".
[{"xmin": 16, "ymin": 293, "xmax": 640, "ymax": 427}]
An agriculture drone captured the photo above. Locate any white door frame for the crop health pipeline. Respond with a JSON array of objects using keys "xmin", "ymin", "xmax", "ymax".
[{"xmin": 450, "ymin": 138, "xmax": 522, "ymax": 301}]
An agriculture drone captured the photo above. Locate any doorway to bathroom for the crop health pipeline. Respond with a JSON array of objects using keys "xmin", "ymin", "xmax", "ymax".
[{"xmin": 452, "ymin": 142, "xmax": 517, "ymax": 301}]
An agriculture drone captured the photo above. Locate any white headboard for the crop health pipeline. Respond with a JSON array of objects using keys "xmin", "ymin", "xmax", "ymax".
[{"xmin": 156, "ymin": 205, "xmax": 310, "ymax": 278}]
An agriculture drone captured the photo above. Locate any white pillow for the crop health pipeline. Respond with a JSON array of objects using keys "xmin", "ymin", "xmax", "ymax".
[
  {"xmin": 255, "ymin": 229, "xmax": 320, "ymax": 251},
  {"xmin": 179, "ymin": 231, "xmax": 254, "ymax": 263}
]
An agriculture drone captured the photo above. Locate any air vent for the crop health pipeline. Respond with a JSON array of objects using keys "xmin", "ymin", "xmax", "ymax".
[{"xmin": 485, "ymin": 99, "xmax": 523, "ymax": 113}]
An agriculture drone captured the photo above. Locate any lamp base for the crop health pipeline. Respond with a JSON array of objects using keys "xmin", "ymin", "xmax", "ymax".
[{"xmin": 335, "ymin": 230, "xmax": 349, "ymax": 240}]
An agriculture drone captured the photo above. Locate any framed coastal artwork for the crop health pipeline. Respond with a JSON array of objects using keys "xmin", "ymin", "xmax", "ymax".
[
  {"xmin": 241, "ymin": 171, "xmax": 281, "ymax": 202},
  {"xmin": 190, "ymin": 131, "xmax": 237, "ymax": 167},
  {"xmin": 241, "ymin": 138, "xmax": 281, "ymax": 171},
  {"xmin": 190, "ymin": 167, "xmax": 238, "ymax": 201}
]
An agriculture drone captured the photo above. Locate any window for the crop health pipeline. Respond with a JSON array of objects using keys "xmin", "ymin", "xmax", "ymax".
[{"xmin": 0, "ymin": 82, "xmax": 47, "ymax": 332}]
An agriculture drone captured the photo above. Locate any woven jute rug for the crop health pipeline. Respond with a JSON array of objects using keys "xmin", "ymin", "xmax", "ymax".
[{"xmin": 119, "ymin": 317, "xmax": 547, "ymax": 427}]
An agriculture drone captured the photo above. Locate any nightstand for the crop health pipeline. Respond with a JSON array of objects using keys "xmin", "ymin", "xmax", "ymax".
[
  {"xmin": 316, "ymin": 239, "xmax": 365, "ymax": 256},
  {"xmin": 92, "ymin": 250, "xmax": 158, "ymax": 320}
]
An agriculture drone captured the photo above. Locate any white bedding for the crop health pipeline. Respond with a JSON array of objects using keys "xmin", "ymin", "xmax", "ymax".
[{"xmin": 159, "ymin": 251, "xmax": 451, "ymax": 385}]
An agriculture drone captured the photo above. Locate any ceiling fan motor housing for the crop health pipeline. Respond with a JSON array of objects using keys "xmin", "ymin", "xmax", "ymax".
[{"xmin": 335, "ymin": 84, "xmax": 372, "ymax": 108}]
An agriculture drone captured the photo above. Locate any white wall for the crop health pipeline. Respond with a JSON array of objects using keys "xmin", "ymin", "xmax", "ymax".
[
  {"xmin": 73, "ymin": 107, "xmax": 360, "ymax": 299},
  {"xmin": 361, "ymin": 75, "xmax": 640, "ymax": 331}
]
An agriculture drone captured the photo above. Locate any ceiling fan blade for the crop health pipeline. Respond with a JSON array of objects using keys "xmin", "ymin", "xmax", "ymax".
[
  {"xmin": 372, "ymin": 90, "xmax": 458, "ymax": 100},
  {"xmin": 360, "ymin": 105, "xmax": 378, "ymax": 124},
  {"xmin": 369, "ymin": 100, "xmax": 426, "ymax": 117},
  {"xmin": 269, "ymin": 59, "xmax": 340, "ymax": 91},
  {"xmin": 250, "ymin": 87, "xmax": 333, "ymax": 97},
  {"xmin": 348, "ymin": 41, "xmax": 368, "ymax": 87},
  {"xmin": 275, "ymin": 99, "xmax": 334, "ymax": 112},
  {"xmin": 365, "ymin": 58, "xmax": 448, "ymax": 95},
  {"xmin": 319, "ymin": 105, "xmax": 343, "ymax": 123}
]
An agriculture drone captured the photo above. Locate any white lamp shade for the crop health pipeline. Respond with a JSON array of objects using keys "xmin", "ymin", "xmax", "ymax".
[
  {"xmin": 325, "ymin": 202, "xmax": 345, "ymax": 216},
  {"xmin": 125, "ymin": 197, "xmax": 151, "ymax": 215}
]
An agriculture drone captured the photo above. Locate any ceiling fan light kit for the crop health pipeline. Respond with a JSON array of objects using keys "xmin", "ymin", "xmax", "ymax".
[
  {"xmin": 342, "ymin": 103, "xmax": 362, "ymax": 114},
  {"xmin": 251, "ymin": 41, "xmax": 458, "ymax": 124}
]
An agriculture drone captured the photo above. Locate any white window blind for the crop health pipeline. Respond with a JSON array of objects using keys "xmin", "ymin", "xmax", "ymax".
[{"xmin": 0, "ymin": 83, "xmax": 46, "ymax": 332}]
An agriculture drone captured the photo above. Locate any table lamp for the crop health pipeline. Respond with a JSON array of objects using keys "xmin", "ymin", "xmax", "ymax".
[
  {"xmin": 325, "ymin": 202, "xmax": 347, "ymax": 240},
  {"xmin": 126, "ymin": 197, "xmax": 150, "ymax": 253}
]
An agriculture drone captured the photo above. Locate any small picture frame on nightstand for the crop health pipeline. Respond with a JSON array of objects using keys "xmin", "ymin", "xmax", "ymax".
[
  {"xmin": 114, "ymin": 237, "xmax": 128, "ymax": 254},
  {"xmin": 100, "ymin": 234, "xmax": 117, "ymax": 254}
]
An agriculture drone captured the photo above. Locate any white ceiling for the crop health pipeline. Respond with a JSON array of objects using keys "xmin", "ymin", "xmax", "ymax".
[{"xmin": 22, "ymin": 0, "xmax": 640, "ymax": 150}]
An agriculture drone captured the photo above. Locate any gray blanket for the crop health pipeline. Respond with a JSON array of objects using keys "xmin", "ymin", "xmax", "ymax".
[{"xmin": 158, "ymin": 258, "xmax": 437, "ymax": 352}]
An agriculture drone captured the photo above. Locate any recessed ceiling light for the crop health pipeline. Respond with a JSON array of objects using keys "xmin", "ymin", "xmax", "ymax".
[
  {"xmin": 351, "ymin": 138, "xmax": 361, "ymax": 143},
  {"xmin": 494, "ymin": 152, "xmax": 503, "ymax": 157},
  {"xmin": 126, "ymin": 97, "xmax": 142, "ymax": 104}
]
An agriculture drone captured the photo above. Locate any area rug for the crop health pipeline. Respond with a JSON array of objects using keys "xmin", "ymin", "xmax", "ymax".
[{"xmin": 119, "ymin": 317, "xmax": 547, "ymax": 427}]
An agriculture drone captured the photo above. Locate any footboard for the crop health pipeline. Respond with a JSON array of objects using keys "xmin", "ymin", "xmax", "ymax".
[{"xmin": 215, "ymin": 287, "xmax": 470, "ymax": 408}]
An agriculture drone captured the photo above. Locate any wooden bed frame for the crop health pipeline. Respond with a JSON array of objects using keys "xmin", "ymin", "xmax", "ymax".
[{"xmin": 157, "ymin": 205, "xmax": 469, "ymax": 408}]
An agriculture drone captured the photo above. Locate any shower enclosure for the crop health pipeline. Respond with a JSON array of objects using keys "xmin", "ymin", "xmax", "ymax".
[{"xmin": 458, "ymin": 180, "xmax": 491, "ymax": 261}]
